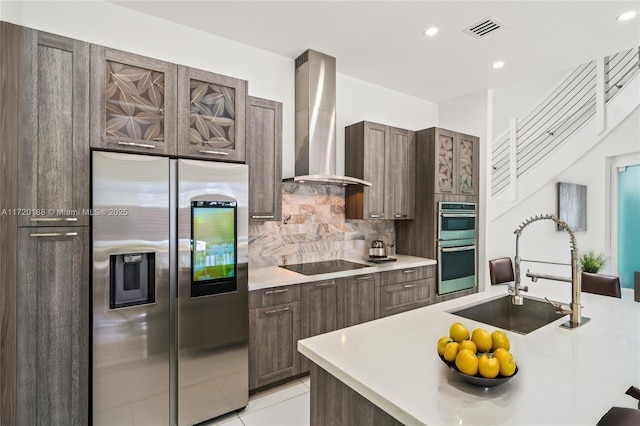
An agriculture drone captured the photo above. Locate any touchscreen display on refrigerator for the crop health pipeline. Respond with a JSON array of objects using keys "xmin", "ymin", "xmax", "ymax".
[{"xmin": 191, "ymin": 200, "xmax": 237, "ymax": 296}]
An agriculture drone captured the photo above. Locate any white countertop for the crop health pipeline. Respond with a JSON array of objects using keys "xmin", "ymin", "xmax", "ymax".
[
  {"xmin": 298, "ymin": 281, "xmax": 640, "ymax": 425},
  {"xmin": 248, "ymin": 255, "xmax": 437, "ymax": 291}
]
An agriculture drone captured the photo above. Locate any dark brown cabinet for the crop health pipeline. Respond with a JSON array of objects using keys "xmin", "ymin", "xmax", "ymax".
[
  {"xmin": 18, "ymin": 30, "xmax": 90, "ymax": 227},
  {"xmin": 377, "ymin": 266, "xmax": 434, "ymax": 318},
  {"xmin": 17, "ymin": 226, "xmax": 89, "ymax": 426},
  {"xmin": 417, "ymin": 127, "xmax": 479, "ymax": 196},
  {"xmin": 247, "ymin": 96, "xmax": 282, "ymax": 221},
  {"xmin": 90, "ymin": 45, "xmax": 177, "ymax": 155},
  {"xmin": 345, "ymin": 121, "xmax": 415, "ymax": 220},
  {"xmin": 177, "ymin": 66, "xmax": 247, "ymax": 161},
  {"xmin": 344, "ymin": 274, "xmax": 378, "ymax": 327},
  {"xmin": 249, "ymin": 285, "xmax": 301, "ymax": 390},
  {"xmin": 0, "ymin": 24, "xmax": 90, "ymax": 426}
]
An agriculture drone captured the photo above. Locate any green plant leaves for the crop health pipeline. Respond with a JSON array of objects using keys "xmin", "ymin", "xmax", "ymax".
[{"xmin": 579, "ymin": 251, "xmax": 606, "ymax": 273}]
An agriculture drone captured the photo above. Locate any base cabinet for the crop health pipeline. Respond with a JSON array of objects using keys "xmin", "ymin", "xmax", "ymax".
[
  {"xmin": 344, "ymin": 274, "xmax": 377, "ymax": 327},
  {"xmin": 17, "ymin": 226, "xmax": 89, "ymax": 426},
  {"xmin": 377, "ymin": 266, "xmax": 435, "ymax": 318}
]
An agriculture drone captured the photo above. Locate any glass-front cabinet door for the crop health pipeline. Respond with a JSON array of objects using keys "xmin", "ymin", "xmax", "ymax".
[
  {"xmin": 90, "ymin": 45, "xmax": 177, "ymax": 155},
  {"xmin": 458, "ymin": 133, "xmax": 476, "ymax": 195},
  {"xmin": 435, "ymin": 128, "xmax": 456, "ymax": 193},
  {"xmin": 177, "ymin": 66, "xmax": 247, "ymax": 162}
]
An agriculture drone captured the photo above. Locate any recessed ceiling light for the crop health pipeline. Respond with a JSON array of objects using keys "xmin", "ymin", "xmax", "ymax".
[
  {"xmin": 617, "ymin": 10, "xmax": 637, "ymax": 21},
  {"xmin": 492, "ymin": 61, "xmax": 505, "ymax": 69},
  {"xmin": 424, "ymin": 27, "xmax": 438, "ymax": 37}
]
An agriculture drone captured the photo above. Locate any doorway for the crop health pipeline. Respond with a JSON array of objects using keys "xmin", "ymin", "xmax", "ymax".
[{"xmin": 617, "ymin": 164, "xmax": 640, "ymax": 288}]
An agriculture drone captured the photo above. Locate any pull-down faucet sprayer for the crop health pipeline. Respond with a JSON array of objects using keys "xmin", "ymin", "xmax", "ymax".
[{"xmin": 512, "ymin": 214, "xmax": 589, "ymax": 329}]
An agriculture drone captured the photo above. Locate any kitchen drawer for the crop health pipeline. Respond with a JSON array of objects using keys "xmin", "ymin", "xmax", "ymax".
[
  {"xmin": 379, "ymin": 265, "xmax": 433, "ymax": 285},
  {"xmin": 249, "ymin": 285, "xmax": 300, "ymax": 308},
  {"xmin": 379, "ymin": 278, "xmax": 433, "ymax": 318}
]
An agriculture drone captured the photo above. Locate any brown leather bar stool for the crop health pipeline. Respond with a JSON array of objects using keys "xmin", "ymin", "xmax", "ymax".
[
  {"xmin": 581, "ymin": 272, "xmax": 622, "ymax": 298},
  {"xmin": 489, "ymin": 257, "xmax": 515, "ymax": 285}
]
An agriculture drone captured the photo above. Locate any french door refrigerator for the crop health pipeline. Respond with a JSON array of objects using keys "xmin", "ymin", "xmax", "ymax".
[{"xmin": 92, "ymin": 151, "xmax": 248, "ymax": 425}]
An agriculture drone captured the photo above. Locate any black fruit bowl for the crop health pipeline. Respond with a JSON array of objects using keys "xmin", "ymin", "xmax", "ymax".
[{"xmin": 439, "ymin": 354, "xmax": 518, "ymax": 387}]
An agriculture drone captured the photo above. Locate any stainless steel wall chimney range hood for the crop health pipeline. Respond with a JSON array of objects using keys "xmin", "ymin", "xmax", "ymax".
[{"xmin": 284, "ymin": 49, "xmax": 372, "ymax": 187}]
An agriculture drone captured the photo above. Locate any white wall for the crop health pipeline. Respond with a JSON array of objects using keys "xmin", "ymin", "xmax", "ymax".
[
  {"xmin": 491, "ymin": 67, "xmax": 571, "ymax": 136},
  {"xmin": 1, "ymin": 0, "xmax": 438, "ymax": 179},
  {"xmin": 487, "ymin": 107, "xmax": 640, "ymax": 280}
]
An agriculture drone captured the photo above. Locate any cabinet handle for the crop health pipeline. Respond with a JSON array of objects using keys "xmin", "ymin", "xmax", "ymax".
[
  {"xmin": 30, "ymin": 217, "xmax": 78, "ymax": 222},
  {"xmin": 30, "ymin": 232, "xmax": 78, "ymax": 237},
  {"xmin": 116, "ymin": 141, "xmax": 156, "ymax": 149},
  {"xmin": 394, "ymin": 214, "xmax": 408, "ymax": 218},
  {"xmin": 403, "ymin": 284, "xmax": 416, "ymax": 288},
  {"xmin": 199, "ymin": 149, "xmax": 229, "ymax": 156},
  {"xmin": 403, "ymin": 270, "xmax": 416, "ymax": 274},
  {"xmin": 265, "ymin": 289, "xmax": 288, "ymax": 294},
  {"xmin": 369, "ymin": 214, "xmax": 383, "ymax": 218},
  {"xmin": 251, "ymin": 215, "xmax": 275, "ymax": 219},
  {"xmin": 265, "ymin": 307, "xmax": 290, "ymax": 314},
  {"xmin": 314, "ymin": 281, "xmax": 336, "ymax": 288},
  {"xmin": 356, "ymin": 275, "xmax": 374, "ymax": 281}
]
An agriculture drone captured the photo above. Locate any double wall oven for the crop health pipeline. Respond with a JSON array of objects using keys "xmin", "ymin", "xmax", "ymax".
[{"xmin": 437, "ymin": 202, "xmax": 477, "ymax": 295}]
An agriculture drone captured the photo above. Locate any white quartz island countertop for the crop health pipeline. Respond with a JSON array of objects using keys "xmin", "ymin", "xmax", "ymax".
[
  {"xmin": 248, "ymin": 255, "xmax": 436, "ymax": 291},
  {"xmin": 298, "ymin": 281, "xmax": 640, "ymax": 425}
]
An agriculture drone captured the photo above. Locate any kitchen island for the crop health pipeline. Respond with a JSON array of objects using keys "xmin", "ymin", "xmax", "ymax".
[{"xmin": 298, "ymin": 281, "xmax": 640, "ymax": 425}]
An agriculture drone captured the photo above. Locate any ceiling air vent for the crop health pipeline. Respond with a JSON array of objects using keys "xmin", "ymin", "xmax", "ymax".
[{"xmin": 463, "ymin": 17, "xmax": 505, "ymax": 39}]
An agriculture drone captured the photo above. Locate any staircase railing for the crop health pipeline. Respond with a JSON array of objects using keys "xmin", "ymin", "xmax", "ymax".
[{"xmin": 491, "ymin": 46, "xmax": 640, "ymax": 198}]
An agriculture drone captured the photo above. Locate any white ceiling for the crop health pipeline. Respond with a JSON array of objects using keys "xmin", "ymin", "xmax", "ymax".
[{"xmin": 112, "ymin": 1, "xmax": 640, "ymax": 103}]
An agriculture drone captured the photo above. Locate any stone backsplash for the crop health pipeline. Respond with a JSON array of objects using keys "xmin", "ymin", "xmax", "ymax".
[{"xmin": 249, "ymin": 183, "xmax": 395, "ymax": 268}]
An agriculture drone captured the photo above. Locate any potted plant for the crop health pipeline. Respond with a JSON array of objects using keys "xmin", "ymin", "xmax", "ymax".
[{"xmin": 579, "ymin": 251, "xmax": 606, "ymax": 273}]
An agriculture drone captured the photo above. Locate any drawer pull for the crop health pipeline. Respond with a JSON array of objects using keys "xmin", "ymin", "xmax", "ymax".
[
  {"xmin": 394, "ymin": 214, "xmax": 408, "ymax": 218},
  {"xmin": 251, "ymin": 215, "xmax": 275, "ymax": 219},
  {"xmin": 403, "ymin": 284, "xmax": 416, "ymax": 288},
  {"xmin": 117, "ymin": 141, "xmax": 156, "ymax": 149},
  {"xmin": 356, "ymin": 275, "xmax": 374, "ymax": 281},
  {"xmin": 369, "ymin": 214, "xmax": 383, "ymax": 218},
  {"xmin": 30, "ymin": 217, "xmax": 78, "ymax": 222},
  {"xmin": 315, "ymin": 281, "xmax": 336, "ymax": 288},
  {"xmin": 265, "ymin": 307, "xmax": 290, "ymax": 314},
  {"xmin": 199, "ymin": 149, "xmax": 229, "ymax": 156},
  {"xmin": 403, "ymin": 270, "xmax": 416, "ymax": 274},
  {"xmin": 30, "ymin": 232, "xmax": 78, "ymax": 238},
  {"xmin": 264, "ymin": 289, "xmax": 288, "ymax": 294}
]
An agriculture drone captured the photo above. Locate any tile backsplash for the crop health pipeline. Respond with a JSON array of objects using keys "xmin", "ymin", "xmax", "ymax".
[{"xmin": 249, "ymin": 183, "xmax": 395, "ymax": 268}]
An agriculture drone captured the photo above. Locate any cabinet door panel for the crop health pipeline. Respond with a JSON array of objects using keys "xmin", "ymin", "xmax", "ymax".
[
  {"xmin": 90, "ymin": 45, "xmax": 177, "ymax": 155},
  {"xmin": 249, "ymin": 302, "xmax": 300, "ymax": 389},
  {"xmin": 18, "ymin": 32, "xmax": 89, "ymax": 226},
  {"xmin": 17, "ymin": 227, "xmax": 89, "ymax": 425},
  {"xmin": 344, "ymin": 275, "xmax": 377, "ymax": 327},
  {"xmin": 247, "ymin": 97, "xmax": 282, "ymax": 220},
  {"xmin": 177, "ymin": 66, "xmax": 247, "ymax": 162},
  {"xmin": 363, "ymin": 122, "xmax": 388, "ymax": 218},
  {"xmin": 436, "ymin": 129, "xmax": 456, "ymax": 194},
  {"xmin": 458, "ymin": 133, "xmax": 478, "ymax": 195},
  {"xmin": 388, "ymin": 128, "xmax": 415, "ymax": 219}
]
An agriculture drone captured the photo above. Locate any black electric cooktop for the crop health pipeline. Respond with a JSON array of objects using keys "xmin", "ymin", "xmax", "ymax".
[{"xmin": 279, "ymin": 260, "xmax": 370, "ymax": 276}]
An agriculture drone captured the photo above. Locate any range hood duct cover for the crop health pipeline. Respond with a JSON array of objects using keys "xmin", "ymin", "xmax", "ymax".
[{"xmin": 286, "ymin": 49, "xmax": 371, "ymax": 187}]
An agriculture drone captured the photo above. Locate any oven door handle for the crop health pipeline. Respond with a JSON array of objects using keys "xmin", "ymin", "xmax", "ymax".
[
  {"xmin": 441, "ymin": 245, "xmax": 476, "ymax": 253},
  {"xmin": 440, "ymin": 213, "xmax": 476, "ymax": 218}
]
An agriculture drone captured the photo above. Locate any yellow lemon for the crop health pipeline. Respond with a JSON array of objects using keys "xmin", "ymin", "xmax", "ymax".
[
  {"xmin": 478, "ymin": 353, "xmax": 500, "ymax": 379},
  {"xmin": 437, "ymin": 336, "xmax": 453, "ymax": 356},
  {"xmin": 491, "ymin": 330, "xmax": 510, "ymax": 351},
  {"xmin": 443, "ymin": 342, "xmax": 459, "ymax": 362},
  {"xmin": 471, "ymin": 328, "xmax": 492, "ymax": 353},
  {"xmin": 455, "ymin": 349, "xmax": 479, "ymax": 376},
  {"xmin": 449, "ymin": 322, "xmax": 470, "ymax": 343},
  {"xmin": 493, "ymin": 348, "xmax": 517, "ymax": 377},
  {"xmin": 458, "ymin": 340, "xmax": 477, "ymax": 354}
]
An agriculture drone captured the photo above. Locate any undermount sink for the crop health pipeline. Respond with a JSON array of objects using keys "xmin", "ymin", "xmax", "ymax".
[{"xmin": 450, "ymin": 295, "xmax": 567, "ymax": 334}]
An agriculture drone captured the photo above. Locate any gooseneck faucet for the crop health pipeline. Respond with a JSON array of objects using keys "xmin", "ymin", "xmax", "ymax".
[{"xmin": 513, "ymin": 214, "xmax": 589, "ymax": 329}]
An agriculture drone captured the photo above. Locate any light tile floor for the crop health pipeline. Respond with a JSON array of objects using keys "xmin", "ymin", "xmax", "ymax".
[{"xmin": 204, "ymin": 377, "xmax": 311, "ymax": 426}]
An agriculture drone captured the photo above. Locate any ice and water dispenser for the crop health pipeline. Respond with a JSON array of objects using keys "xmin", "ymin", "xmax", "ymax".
[{"xmin": 109, "ymin": 252, "xmax": 156, "ymax": 309}]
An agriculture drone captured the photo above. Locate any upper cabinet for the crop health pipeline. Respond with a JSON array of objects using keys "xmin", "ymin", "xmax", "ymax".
[
  {"xmin": 90, "ymin": 45, "xmax": 177, "ymax": 155},
  {"xmin": 177, "ymin": 66, "xmax": 247, "ymax": 162},
  {"xmin": 417, "ymin": 127, "xmax": 479, "ymax": 196},
  {"xmin": 18, "ymin": 30, "xmax": 90, "ymax": 227},
  {"xmin": 246, "ymin": 96, "xmax": 282, "ymax": 221},
  {"xmin": 345, "ymin": 121, "xmax": 415, "ymax": 220}
]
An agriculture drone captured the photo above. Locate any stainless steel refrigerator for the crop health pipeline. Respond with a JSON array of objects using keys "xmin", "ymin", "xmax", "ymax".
[{"xmin": 92, "ymin": 151, "xmax": 249, "ymax": 426}]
